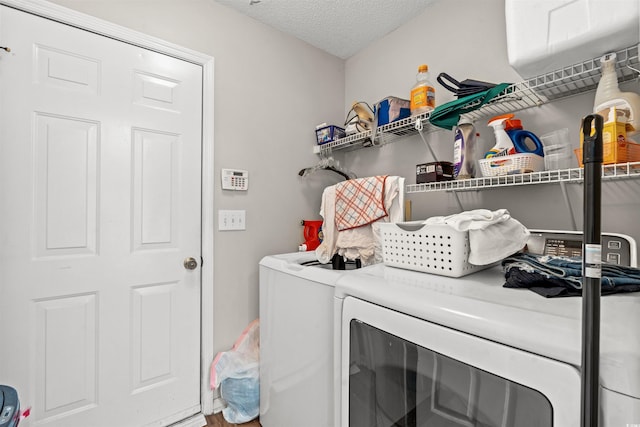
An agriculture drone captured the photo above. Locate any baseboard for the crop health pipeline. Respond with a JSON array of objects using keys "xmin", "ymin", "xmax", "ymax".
[
  {"xmin": 169, "ymin": 413, "xmax": 207, "ymax": 427},
  {"xmin": 212, "ymin": 395, "xmax": 226, "ymax": 414}
]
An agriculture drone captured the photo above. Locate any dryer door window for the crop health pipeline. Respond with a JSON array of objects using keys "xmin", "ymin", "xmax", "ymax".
[{"xmin": 349, "ymin": 320, "xmax": 553, "ymax": 427}]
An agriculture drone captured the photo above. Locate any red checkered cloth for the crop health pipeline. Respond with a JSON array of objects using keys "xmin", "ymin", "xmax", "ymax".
[{"xmin": 335, "ymin": 176, "xmax": 388, "ymax": 231}]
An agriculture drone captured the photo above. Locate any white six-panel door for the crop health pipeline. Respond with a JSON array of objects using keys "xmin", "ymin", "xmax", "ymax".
[{"xmin": 0, "ymin": 5, "xmax": 203, "ymax": 426}]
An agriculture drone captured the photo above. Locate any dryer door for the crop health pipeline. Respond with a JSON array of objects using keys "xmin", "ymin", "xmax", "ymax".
[{"xmin": 341, "ymin": 297, "xmax": 581, "ymax": 426}]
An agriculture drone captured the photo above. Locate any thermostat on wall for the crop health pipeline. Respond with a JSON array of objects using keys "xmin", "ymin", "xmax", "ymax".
[{"xmin": 221, "ymin": 168, "xmax": 248, "ymax": 191}]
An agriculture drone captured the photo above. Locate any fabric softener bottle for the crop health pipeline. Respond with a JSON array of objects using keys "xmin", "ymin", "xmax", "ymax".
[
  {"xmin": 453, "ymin": 118, "xmax": 476, "ymax": 179},
  {"xmin": 594, "ymin": 52, "xmax": 640, "ymax": 136}
]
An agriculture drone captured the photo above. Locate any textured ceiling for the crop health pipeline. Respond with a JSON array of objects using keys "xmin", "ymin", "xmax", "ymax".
[{"xmin": 213, "ymin": 0, "xmax": 439, "ymax": 59}]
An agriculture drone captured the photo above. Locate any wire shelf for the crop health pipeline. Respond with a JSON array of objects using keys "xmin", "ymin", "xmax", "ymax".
[
  {"xmin": 316, "ymin": 112, "xmax": 434, "ymax": 155},
  {"xmin": 405, "ymin": 162, "xmax": 640, "ymax": 193},
  {"xmin": 464, "ymin": 44, "xmax": 640, "ymax": 121},
  {"xmin": 317, "ymin": 44, "xmax": 640, "ymax": 155}
]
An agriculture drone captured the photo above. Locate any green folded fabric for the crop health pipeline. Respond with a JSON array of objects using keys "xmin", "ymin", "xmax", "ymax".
[{"xmin": 429, "ymin": 83, "xmax": 512, "ymax": 130}]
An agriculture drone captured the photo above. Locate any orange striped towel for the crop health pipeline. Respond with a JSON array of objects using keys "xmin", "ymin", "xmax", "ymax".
[{"xmin": 335, "ymin": 176, "xmax": 388, "ymax": 231}]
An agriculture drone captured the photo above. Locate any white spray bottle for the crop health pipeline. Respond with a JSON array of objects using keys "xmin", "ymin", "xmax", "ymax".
[
  {"xmin": 593, "ymin": 52, "xmax": 640, "ymax": 136},
  {"xmin": 485, "ymin": 114, "xmax": 517, "ymax": 158}
]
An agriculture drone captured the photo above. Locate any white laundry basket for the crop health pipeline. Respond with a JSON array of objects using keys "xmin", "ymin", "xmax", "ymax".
[
  {"xmin": 478, "ymin": 153, "xmax": 544, "ymax": 177},
  {"xmin": 378, "ymin": 222, "xmax": 494, "ymax": 277}
]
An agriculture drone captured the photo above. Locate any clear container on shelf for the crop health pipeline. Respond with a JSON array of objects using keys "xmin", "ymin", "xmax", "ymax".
[{"xmin": 541, "ymin": 128, "xmax": 573, "ymax": 170}]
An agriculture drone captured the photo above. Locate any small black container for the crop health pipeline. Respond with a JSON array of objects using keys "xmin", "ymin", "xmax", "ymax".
[{"xmin": 416, "ymin": 161, "xmax": 454, "ymax": 183}]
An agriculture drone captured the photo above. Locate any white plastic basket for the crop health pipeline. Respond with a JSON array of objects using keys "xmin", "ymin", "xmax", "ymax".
[
  {"xmin": 478, "ymin": 153, "xmax": 544, "ymax": 177},
  {"xmin": 378, "ymin": 222, "xmax": 493, "ymax": 278}
]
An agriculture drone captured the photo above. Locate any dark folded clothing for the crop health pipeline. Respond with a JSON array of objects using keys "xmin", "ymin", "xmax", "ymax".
[{"xmin": 501, "ymin": 253, "xmax": 640, "ymax": 298}]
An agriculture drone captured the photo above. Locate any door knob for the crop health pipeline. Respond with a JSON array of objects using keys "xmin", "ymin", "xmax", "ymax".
[{"xmin": 184, "ymin": 257, "xmax": 198, "ymax": 270}]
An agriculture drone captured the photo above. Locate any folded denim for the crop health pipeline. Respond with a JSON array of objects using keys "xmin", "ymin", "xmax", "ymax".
[{"xmin": 502, "ymin": 253, "xmax": 640, "ymax": 290}]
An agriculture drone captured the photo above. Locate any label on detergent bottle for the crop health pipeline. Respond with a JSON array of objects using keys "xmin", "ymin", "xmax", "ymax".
[
  {"xmin": 596, "ymin": 98, "xmax": 636, "ymax": 133},
  {"xmin": 410, "ymin": 85, "xmax": 435, "ymax": 112},
  {"xmin": 453, "ymin": 128, "xmax": 464, "ymax": 178}
]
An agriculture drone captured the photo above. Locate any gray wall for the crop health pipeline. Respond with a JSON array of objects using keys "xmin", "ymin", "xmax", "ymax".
[
  {"xmin": 345, "ymin": 0, "xmax": 640, "ymax": 262},
  {"xmin": 47, "ymin": 0, "xmax": 640, "ymax": 354},
  {"xmin": 48, "ymin": 0, "xmax": 346, "ymax": 353}
]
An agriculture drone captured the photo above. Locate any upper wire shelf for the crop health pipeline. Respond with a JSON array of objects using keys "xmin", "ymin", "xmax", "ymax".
[
  {"xmin": 405, "ymin": 162, "xmax": 640, "ymax": 193},
  {"xmin": 462, "ymin": 44, "xmax": 639, "ymax": 121},
  {"xmin": 317, "ymin": 44, "xmax": 640, "ymax": 155},
  {"xmin": 315, "ymin": 112, "xmax": 434, "ymax": 155}
]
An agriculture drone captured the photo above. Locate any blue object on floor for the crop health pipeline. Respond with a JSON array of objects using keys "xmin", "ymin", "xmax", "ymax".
[
  {"xmin": 220, "ymin": 376, "xmax": 260, "ymax": 424},
  {"xmin": 0, "ymin": 385, "xmax": 20, "ymax": 427}
]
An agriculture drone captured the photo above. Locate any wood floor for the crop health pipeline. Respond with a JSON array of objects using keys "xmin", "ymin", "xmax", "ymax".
[{"xmin": 203, "ymin": 413, "xmax": 261, "ymax": 427}]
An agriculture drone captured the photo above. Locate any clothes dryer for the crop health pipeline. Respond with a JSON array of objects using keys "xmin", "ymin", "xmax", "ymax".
[{"xmin": 334, "ymin": 236, "xmax": 640, "ymax": 426}]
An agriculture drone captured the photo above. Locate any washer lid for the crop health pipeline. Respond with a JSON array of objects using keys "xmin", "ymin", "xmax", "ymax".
[
  {"xmin": 259, "ymin": 252, "xmax": 352, "ymax": 286},
  {"xmin": 335, "ymin": 264, "xmax": 640, "ymax": 399}
]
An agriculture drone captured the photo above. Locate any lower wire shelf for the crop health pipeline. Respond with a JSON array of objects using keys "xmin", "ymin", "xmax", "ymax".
[{"xmin": 405, "ymin": 162, "xmax": 640, "ymax": 193}]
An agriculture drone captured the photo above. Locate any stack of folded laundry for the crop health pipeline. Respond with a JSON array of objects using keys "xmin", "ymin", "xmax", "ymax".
[
  {"xmin": 503, "ymin": 253, "xmax": 640, "ymax": 297},
  {"xmin": 423, "ymin": 208, "xmax": 529, "ymax": 266}
]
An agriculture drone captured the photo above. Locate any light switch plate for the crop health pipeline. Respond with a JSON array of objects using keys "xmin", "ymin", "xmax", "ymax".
[{"xmin": 218, "ymin": 210, "xmax": 246, "ymax": 231}]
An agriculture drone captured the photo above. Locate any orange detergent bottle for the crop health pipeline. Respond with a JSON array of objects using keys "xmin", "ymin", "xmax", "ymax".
[{"xmin": 410, "ymin": 64, "xmax": 436, "ymax": 116}]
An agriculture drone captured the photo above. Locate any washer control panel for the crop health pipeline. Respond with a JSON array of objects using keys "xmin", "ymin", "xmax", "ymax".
[{"xmin": 526, "ymin": 230, "xmax": 636, "ymax": 267}]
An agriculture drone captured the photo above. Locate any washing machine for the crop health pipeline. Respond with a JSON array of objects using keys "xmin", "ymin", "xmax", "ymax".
[
  {"xmin": 334, "ymin": 230, "xmax": 640, "ymax": 426},
  {"xmin": 259, "ymin": 251, "xmax": 363, "ymax": 427}
]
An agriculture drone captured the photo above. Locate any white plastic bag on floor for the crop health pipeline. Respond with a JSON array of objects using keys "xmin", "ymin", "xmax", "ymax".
[{"xmin": 210, "ymin": 319, "xmax": 260, "ymax": 424}]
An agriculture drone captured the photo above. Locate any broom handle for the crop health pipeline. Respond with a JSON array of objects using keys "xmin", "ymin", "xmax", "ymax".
[{"xmin": 581, "ymin": 114, "xmax": 603, "ymax": 427}]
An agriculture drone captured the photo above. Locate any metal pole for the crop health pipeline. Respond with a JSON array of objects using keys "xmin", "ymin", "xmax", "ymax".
[{"xmin": 581, "ymin": 114, "xmax": 603, "ymax": 427}]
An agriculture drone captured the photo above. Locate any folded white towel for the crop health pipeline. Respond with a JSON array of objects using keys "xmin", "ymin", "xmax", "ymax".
[{"xmin": 425, "ymin": 209, "xmax": 529, "ymax": 265}]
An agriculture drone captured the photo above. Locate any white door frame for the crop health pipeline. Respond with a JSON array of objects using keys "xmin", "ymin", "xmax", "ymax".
[{"xmin": 0, "ymin": 0, "xmax": 216, "ymax": 417}]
